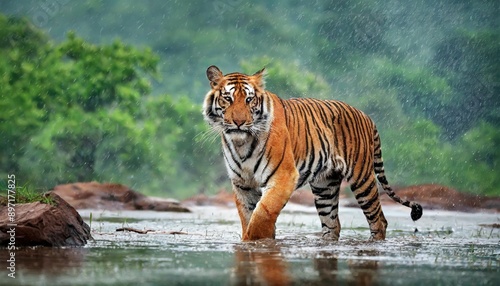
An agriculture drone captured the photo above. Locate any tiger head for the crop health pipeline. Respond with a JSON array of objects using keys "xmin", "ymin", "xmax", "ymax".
[{"xmin": 203, "ymin": 65, "xmax": 272, "ymax": 137}]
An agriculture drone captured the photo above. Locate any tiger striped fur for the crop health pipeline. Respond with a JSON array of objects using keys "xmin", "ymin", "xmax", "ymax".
[{"xmin": 203, "ymin": 65, "xmax": 422, "ymax": 241}]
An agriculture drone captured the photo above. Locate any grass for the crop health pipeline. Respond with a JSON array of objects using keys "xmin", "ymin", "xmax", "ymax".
[{"xmin": 0, "ymin": 184, "xmax": 55, "ymax": 205}]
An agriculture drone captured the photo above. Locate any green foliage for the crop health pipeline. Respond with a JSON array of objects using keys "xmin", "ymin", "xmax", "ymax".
[
  {"xmin": 0, "ymin": 16, "xmax": 52, "ymax": 171},
  {"xmin": 449, "ymin": 122, "xmax": 500, "ymax": 196},
  {"xmin": 315, "ymin": 0, "xmax": 396, "ymax": 71},
  {"xmin": 377, "ymin": 61, "xmax": 452, "ymax": 118},
  {"xmin": 0, "ymin": 0, "xmax": 499, "ymax": 197},
  {"xmin": 240, "ymin": 57, "xmax": 331, "ymax": 99},
  {"xmin": 0, "ymin": 15, "xmax": 184, "ymax": 196},
  {"xmin": 20, "ymin": 108, "xmax": 154, "ymax": 188},
  {"xmin": 0, "ymin": 185, "xmax": 54, "ymax": 205},
  {"xmin": 432, "ymin": 30, "xmax": 500, "ymax": 139},
  {"xmin": 382, "ymin": 119, "xmax": 449, "ymax": 185},
  {"xmin": 58, "ymin": 32, "xmax": 158, "ymax": 113},
  {"xmin": 140, "ymin": 95, "xmax": 226, "ymax": 197}
]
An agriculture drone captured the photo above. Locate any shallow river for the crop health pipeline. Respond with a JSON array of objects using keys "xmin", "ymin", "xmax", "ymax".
[{"xmin": 1, "ymin": 203, "xmax": 499, "ymax": 285}]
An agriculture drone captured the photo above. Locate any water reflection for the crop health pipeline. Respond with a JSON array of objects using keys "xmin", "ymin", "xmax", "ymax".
[
  {"xmin": 232, "ymin": 241, "xmax": 380, "ymax": 285},
  {"xmin": 312, "ymin": 251, "xmax": 338, "ymax": 284},
  {"xmin": 0, "ymin": 247, "xmax": 87, "ymax": 276},
  {"xmin": 344, "ymin": 251, "xmax": 379, "ymax": 286},
  {"xmin": 232, "ymin": 240, "xmax": 291, "ymax": 286}
]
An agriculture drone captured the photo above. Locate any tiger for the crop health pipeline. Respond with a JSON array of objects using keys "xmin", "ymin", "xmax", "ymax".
[{"xmin": 202, "ymin": 65, "xmax": 422, "ymax": 241}]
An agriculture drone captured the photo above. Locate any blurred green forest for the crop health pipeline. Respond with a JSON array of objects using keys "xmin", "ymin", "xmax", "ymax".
[{"xmin": 0, "ymin": 0, "xmax": 498, "ymax": 198}]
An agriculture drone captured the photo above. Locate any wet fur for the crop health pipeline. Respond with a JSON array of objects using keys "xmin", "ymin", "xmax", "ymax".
[{"xmin": 203, "ymin": 66, "xmax": 422, "ymax": 241}]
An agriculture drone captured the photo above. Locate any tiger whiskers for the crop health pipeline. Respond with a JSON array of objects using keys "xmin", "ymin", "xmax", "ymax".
[{"xmin": 195, "ymin": 128, "xmax": 221, "ymax": 146}]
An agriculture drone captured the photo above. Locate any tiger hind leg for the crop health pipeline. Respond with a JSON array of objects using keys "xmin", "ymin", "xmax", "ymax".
[
  {"xmin": 351, "ymin": 175, "xmax": 387, "ymax": 240},
  {"xmin": 311, "ymin": 180, "xmax": 342, "ymax": 241}
]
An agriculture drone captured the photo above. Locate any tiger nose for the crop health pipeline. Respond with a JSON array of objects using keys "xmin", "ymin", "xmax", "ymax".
[{"xmin": 233, "ymin": 119, "xmax": 245, "ymax": 128}]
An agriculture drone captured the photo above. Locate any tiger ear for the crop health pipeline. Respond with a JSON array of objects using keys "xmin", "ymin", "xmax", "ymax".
[
  {"xmin": 207, "ymin": 65, "xmax": 223, "ymax": 88},
  {"xmin": 252, "ymin": 67, "xmax": 266, "ymax": 89}
]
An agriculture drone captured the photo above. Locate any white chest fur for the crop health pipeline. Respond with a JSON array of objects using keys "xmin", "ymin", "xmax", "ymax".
[{"xmin": 222, "ymin": 132, "xmax": 270, "ymax": 185}]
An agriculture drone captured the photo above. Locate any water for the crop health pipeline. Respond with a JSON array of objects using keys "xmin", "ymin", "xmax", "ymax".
[{"xmin": 1, "ymin": 204, "xmax": 499, "ymax": 285}]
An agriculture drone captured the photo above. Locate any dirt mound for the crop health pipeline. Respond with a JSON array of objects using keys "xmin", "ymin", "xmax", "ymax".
[
  {"xmin": 182, "ymin": 184, "xmax": 349, "ymax": 208},
  {"xmin": 185, "ymin": 184, "xmax": 500, "ymax": 213},
  {"xmin": 52, "ymin": 182, "xmax": 190, "ymax": 212},
  {"xmin": 183, "ymin": 189, "xmax": 320, "ymax": 207},
  {"xmin": 381, "ymin": 184, "xmax": 500, "ymax": 212},
  {"xmin": 183, "ymin": 190, "xmax": 235, "ymax": 207}
]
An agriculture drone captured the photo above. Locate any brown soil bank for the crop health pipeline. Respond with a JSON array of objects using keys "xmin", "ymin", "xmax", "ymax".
[
  {"xmin": 184, "ymin": 184, "xmax": 500, "ymax": 213},
  {"xmin": 52, "ymin": 182, "xmax": 190, "ymax": 212},
  {"xmin": 381, "ymin": 184, "xmax": 500, "ymax": 212}
]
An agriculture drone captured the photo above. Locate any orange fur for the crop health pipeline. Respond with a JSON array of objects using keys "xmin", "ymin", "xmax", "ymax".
[{"xmin": 203, "ymin": 66, "xmax": 422, "ymax": 241}]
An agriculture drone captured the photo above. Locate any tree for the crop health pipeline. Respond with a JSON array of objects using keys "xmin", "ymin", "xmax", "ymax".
[
  {"xmin": 141, "ymin": 95, "xmax": 226, "ymax": 197},
  {"xmin": 432, "ymin": 30, "xmax": 500, "ymax": 140},
  {"xmin": 240, "ymin": 57, "xmax": 331, "ymax": 99},
  {"xmin": 0, "ymin": 15, "xmax": 52, "ymax": 172},
  {"xmin": 0, "ymin": 15, "xmax": 160, "ymax": 190},
  {"xmin": 1, "ymin": 0, "xmax": 499, "ymax": 197},
  {"xmin": 450, "ymin": 121, "xmax": 500, "ymax": 196}
]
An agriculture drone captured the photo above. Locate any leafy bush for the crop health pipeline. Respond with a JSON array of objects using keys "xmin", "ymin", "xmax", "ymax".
[{"xmin": 1, "ymin": 0, "xmax": 498, "ymax": 198}]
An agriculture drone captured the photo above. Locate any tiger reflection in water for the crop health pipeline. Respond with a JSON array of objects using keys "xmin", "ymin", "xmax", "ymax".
[{"xmin": 232, "ymin": 242, "xmax": 379, "ymax": 286}]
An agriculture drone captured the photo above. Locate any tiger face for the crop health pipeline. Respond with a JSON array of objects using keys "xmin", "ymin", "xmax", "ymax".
[{"xmin": 203, "ymin": 66, "xmax": 272, "ymax": 138}]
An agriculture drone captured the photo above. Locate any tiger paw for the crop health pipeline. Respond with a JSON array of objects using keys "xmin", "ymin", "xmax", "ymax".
[
  {"xmin": 321, "ymin": 230, "xmax": 340, "ymax": 241},
  {"xmin": 243, "ymin": 227, "xmax": 276, "ymax": 241},
  {"xmin": 243, "ymin": 222, "xmax": 276, "ymax": 241},
  {"xmin": 368, "ymin": 231, "xmax": 386, "ymax": 241}
]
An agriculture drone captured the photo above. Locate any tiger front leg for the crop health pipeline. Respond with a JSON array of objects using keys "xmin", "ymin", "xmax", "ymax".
[
  {"xmin": 233, "ymin": 184, "xmax": 262, "ymax": 236},
  {"xmin": 243, "ymin": 167, "xmax": 299, "ymax": 241}
]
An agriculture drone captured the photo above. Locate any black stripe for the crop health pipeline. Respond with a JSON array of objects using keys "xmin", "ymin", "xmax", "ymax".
[
  {"xmin": 301, "ymin": 104, "xmax": 317, "ymax": 177},
  {"xmin": 365, "ymin": 204, "xmax": 382, "ymax": 221},
  {"xmin": 235, "ymin": 184, "xmax": 253, "ymax": 191},
  {"xmin": 356, "ymin": 119, "xmax": 375, "ymax": 184},
  {"xmin": 296, "ymin": 170, "xmax": 311, "ymax": 188},
  {"xmin": 332, "ymin": 102, "xmax": 350, "ymax": 174},
  {"xmin": 262, "ymin": 139, "xmax": 288, "ymax": 186},
  {"xmin": 322, "ymin": 223, "xmax": 334, "ymax": 229},
  {"xmin": 312, "ymin": 152, "xmax": 324, "ymax": 177},
  {"xmin": 317, "ymin": 210, "xmax": 332, "ymax": 216},
  {"xmin": 354, "ymin": 179, "xmax": 376, "ymax": 201},
  {"xmin": 315, "ymin": 191, "xmax": 336, "ymax": 200},
  {"xmin": 242, "ymin": 137, "xmax": 258, "ymax": 161},
  {"xmin": 223, "ymin": 136, "xmax": 241, "ymax": 169},
  {"xmin": 253, "ymin": 135, "xmax": 270, "ymax": 173},
  {"xmin": 348, "ymin": 108, "xmax": 364, "ymax": 182},
  {"xmin": 205, "ymin": 92, "xmax": 220, "ymax": 120},
  {"xmin": 222, "ymin": 149, "xmax": 242, "ymax": 179},
  {"xmin": 360, "ymin": 190, "xmax": 378, "ymax": 211}
]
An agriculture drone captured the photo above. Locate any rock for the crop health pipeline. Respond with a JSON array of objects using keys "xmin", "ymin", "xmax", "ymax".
[
  {"xmin": 0, "ymin": 192, "xmax": 92, "ymax": 247},
  {"xmin": 183, "ymin": 183, "xmax": 351, "ymax": 207},
  {"xmin": 183, "ymin": 190, "xmax": 235, "ymax": 207},
  {"xmin": 52, "ymin": 182, "xmax": 190, "ymax": 212},
  {"xmin": 288, "ymin": 189, "xmax": 315, "ymax": 206},
  {"xmin": 135, "ymin": 196, "xmax": 191, "ymax": 212}
]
